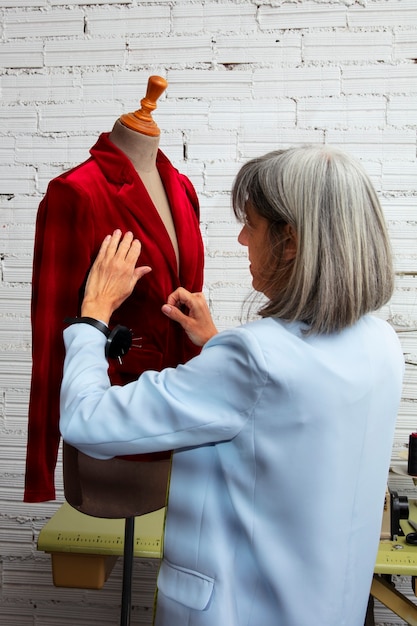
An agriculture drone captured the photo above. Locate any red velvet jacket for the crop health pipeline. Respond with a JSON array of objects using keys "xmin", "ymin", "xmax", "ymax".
[{"xmin": 24, "ymin": 133, "xmax": 204, "ymax": 502}]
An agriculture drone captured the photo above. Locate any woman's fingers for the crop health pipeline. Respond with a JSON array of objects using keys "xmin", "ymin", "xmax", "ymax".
[
  {"xmin": 105, "ymin": 229, "xmax": 123, "ymax": 257},
  {"xmin": 114, "ymin": 230, "xmax": 134, "ymax": 260},
  {"xmin": 126, "ymin": 237, "xmax": 142, "ymax": 265},
  {"xmin": 165, "ymin": 287, "xmax": 193, "ymax": 309},
  {"xmin": 162, "ymin": 289, "xmax": 218, "ymax": 347}
]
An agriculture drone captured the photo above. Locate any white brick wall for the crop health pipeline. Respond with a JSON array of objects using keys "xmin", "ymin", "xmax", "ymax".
[{"xmin": 0, "ymin": 1, "xmax": 416, "ymax": 624}]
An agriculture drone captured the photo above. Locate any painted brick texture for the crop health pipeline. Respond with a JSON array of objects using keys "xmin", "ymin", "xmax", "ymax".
[{"xmin": 0, "ymin": 1, "xmax": 416, "ymax": 624}]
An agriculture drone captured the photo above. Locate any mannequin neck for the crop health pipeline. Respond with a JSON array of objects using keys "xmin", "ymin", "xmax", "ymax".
[
  {"xmin": 108, "ymin": 119, "xmax": 180, "ymax": 269},
  {"xmin": 109, "ymin": 120, "xmax": 160, "ymax": 174}
]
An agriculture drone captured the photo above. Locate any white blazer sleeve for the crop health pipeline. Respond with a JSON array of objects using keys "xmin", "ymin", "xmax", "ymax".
[{"xmin": 60, "ymin": 324, "xmax": 268, "ymax": 459}]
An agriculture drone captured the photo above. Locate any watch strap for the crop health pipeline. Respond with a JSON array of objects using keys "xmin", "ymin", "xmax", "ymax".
[
  {"xmin": 65, "ymin": 316, "xmax": 109, "ymax": 336},
  {"xmin": 64, "ymin": 317, "xmax": 132, "ymax": 360}
]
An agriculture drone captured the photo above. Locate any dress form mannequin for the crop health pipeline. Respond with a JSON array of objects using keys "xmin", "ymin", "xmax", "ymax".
[
  {"xmin": 61, "ymin": 77, "xmax": 191, "ymax": 518},
  {"xmin": 25, "ymin": 72, "xmax": 203, "ymax": 508}
]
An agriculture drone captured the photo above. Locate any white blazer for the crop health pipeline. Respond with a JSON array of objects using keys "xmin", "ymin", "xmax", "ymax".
[{"xmin": 61, "ymin": 315, "xmax": 404, "ymax": 626}]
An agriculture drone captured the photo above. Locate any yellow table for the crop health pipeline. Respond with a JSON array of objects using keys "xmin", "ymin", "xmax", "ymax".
[{"xmin": 37, "ymin": 503, "xmax": 164, "ymax": 589}]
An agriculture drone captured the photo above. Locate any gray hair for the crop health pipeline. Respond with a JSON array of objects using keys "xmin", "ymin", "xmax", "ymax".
[{"xmin": 232, "ymin": 145, "xmax": 394, "ymax": 334}]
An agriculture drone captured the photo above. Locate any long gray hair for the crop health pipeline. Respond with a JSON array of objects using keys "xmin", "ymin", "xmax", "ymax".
[{"xmin": 232, "ymin": 145, "xmax": 394, "ymax": 334}]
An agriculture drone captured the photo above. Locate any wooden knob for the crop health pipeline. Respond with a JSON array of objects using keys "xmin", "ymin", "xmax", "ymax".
[{"xmin": 120, "ymin": 75, "xmax": 168, "ymax": 136}]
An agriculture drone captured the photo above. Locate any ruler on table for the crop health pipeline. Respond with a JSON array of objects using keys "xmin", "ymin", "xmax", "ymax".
[{"xmin": 38, "ymin": 502, "xmax": 164, "ymax": 559}]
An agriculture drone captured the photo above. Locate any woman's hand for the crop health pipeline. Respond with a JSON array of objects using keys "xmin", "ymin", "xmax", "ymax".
[
  {"xmin": 162, "ymin": 287, "xmax": 218, "ymax": 347},
  {"xmin": 81, "ymin": 230, "xmax": 151, "ymax": 324}
]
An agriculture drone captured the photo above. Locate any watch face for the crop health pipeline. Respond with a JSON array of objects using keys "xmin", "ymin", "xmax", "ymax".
[{"xmin": 105, "ymin": 325, "xmax": 132, "ymax": 359}]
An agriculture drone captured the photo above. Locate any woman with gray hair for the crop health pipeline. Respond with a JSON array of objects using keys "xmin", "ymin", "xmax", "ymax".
[{"xmin": 60, "ymin": 145, "xmax": 404, "ymax": 626}]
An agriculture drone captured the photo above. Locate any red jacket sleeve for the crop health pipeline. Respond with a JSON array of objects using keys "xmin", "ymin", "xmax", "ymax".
[{"xmin": 24, "ymin": 178, "xmax": 95, "ymax": 502}]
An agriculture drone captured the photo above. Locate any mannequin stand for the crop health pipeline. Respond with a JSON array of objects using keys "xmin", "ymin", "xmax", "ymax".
[{"xmin": 121, "ymin": 517, "xmax": 135, "ymax": 626}]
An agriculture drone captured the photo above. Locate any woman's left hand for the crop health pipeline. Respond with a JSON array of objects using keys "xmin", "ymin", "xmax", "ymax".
[
  {"xmin": 162, "ymin": 287, "xmax": 218, "ymax": 347},
  {"xmin": 81, "ymin": 230, "xmax": 152, "ymax": 324}
]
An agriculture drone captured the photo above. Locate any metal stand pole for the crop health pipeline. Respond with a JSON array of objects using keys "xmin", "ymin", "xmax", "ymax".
[{"xmin": 120, "ymin": 517, "xmax": 135, "ymax": 626}]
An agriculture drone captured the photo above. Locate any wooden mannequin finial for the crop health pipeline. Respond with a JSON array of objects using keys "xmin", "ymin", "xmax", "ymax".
[{"xmin": 120, "ymin": 75, "xmax": 168, "ymax": 137}]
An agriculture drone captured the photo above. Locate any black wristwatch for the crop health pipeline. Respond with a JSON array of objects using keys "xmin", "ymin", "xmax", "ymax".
[{"xmin": 64, "ymin": 317, "xmax": 132, "ymax": 360}]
